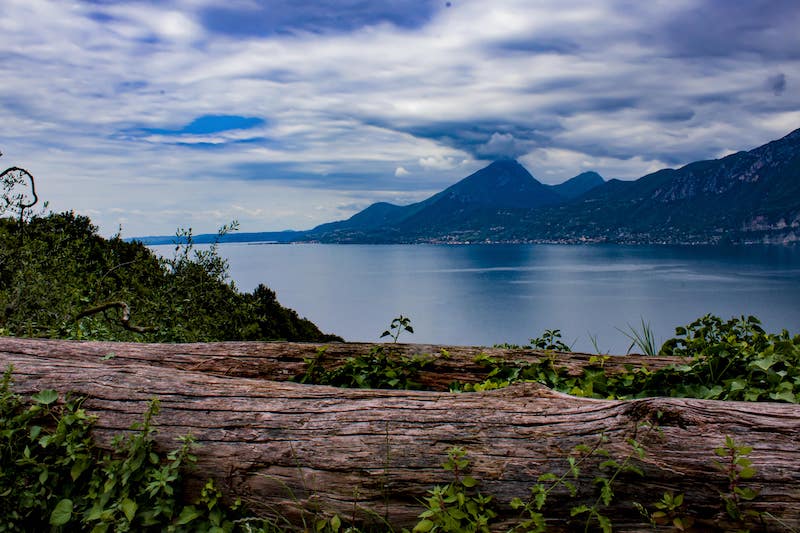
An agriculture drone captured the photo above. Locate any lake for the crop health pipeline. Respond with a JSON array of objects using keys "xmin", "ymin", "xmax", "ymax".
[{"xmin": 152, "ymin": 243, "xmax": 800, "ymax": 353}]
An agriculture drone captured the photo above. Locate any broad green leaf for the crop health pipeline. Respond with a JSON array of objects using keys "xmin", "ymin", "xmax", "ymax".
[
  {"xmin": 461, "ymin": 475, "xmax": 478, "ymax": 488},
  {"xmin": 739, "ymin": 466, "xmax": 756, "ymax": 479},
  {"xmin": 413, "ymin": 519, "xmax": 434, "ymax": 532},
  {"xmin": 728, "ymin": 379, "xmax": 746, "ymax": 392},
  {"xmin": 448, "ymin": 508, "xmax": 467, "ymax": 520},
  {"xmin": 736, "ymin": 486, "xmax": 759, "ymax": 500},
  {"xmin": 751, "ymin": 355, "xmax": 776, "ymax": 371},
  {"xmin": 770, "ymin": 389, "xmax": 797, "ymax": 403},
  {"xmin": 32, "ymin": 389, "xmax": 58, "ymax": 405},
  {"xmin": 49, "ymin": 498, "xmax": 73, "ymax": 526},
  {"xmin": 71, "ymin": 461, "xmax": 88, "ymax": 481},
  {"xmin": 121, "ymin": 498, "xmax": 137, "ymax": 522}
]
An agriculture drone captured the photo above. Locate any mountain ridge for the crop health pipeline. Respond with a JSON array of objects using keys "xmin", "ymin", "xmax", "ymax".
[
  {"xmin": 133, "ymin": 128, "xmax": 800, "ymax": 245},
  {"xmin": 307, "ymin": 127, "xmax": 800, "ymax": 244},
  {"xmin": 308, "ymin": 161, "xmax": 603, "ymax": 238}
]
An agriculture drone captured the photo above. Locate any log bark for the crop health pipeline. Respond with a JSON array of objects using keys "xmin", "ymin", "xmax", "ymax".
[
  {"xmin": 2, "ymin": 338, "xmax": 799, "ymax": 532},
  {"xmin": 0, "ymin": 337, "xmax": 683, "ymax": 390}
]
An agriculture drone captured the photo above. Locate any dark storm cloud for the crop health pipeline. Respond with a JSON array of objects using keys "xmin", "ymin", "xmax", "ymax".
[
  {"xmin": 544, "ymin": 96, "xmax": 641, "ymax": 118},
  {"xmin": 652, "ymin": 109, "xmax": 695, "ymax": 123},
  {"xmin": 657, "ymin": 0, "xmax": 800, "ymax": 59},
  {"xmin": 358, "ymin": 119, "xmax": 560, "ymax": 162},
  {"xmin": 233, "ymin": 161, "xmax": 440, "ymax": 191},
  {"xmin": 492, "ymin": 37, "xmax": 581, "ymax": 56},
  {"xmin": 768, "ymin": 73, "xmax": 787, "ymax": 95}
]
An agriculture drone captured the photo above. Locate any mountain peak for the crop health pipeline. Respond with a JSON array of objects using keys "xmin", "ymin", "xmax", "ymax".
[
  {"xmin": 784, "ymin": 127, "xmax": 800, "ymax": 140},
  {"xmin": 433, "ymin": 159, "xmax": 561, "ymax": 209},
  {"xmin": 550, "ymin": 171, "xmax": 605, "ymax": 199},
  {"xmin": 486, "ymin": 158, "xmax": 522, "ymax": 167}
]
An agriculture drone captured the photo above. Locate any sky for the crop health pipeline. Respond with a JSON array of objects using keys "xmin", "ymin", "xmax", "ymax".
[{"xmin": 1, "ymin": 0, "xmax": 799, "ymax": 236}]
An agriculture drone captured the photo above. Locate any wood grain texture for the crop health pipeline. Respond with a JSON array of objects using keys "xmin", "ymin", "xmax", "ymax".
[
  {"xmin": 2, "ymin": 338, "xmax": 798, "ymax": 531},
  {"xmin": 0, "ymin": 337, "xmax": 683, "ymax": 390}
]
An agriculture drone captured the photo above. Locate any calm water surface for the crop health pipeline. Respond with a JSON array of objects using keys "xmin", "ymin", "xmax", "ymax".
[{"xmin": 154, "ymin": 243, "xmax": 800, "ymax": 353}]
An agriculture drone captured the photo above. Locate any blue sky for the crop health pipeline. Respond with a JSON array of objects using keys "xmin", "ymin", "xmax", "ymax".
[{"xmin": 1, "ymin": 0, "xmax": 799, "ymax": 235}]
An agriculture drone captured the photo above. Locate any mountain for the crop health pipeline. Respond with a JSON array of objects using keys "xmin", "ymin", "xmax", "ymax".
[
  {"xmin": 514, "ymin": 127, "xmax": 800, "ymax": 243},
  {"xmin": 133, "ymin": 128, "xmax": 800, "ymax": 246},
  {"xmin": 134, "ymin": 230, "xmax": 304, "ymax": 245},
  {"xmin": 423, "ymin": 159, "xmax": 563, "ymax": 209},
  {"xmin": 308, "ymin": 160, "xmax": 578, "ymax": 241},
  {"xmin": 549, "ymin": 171, "xmax": 605, "ymax": 199},
  {"xmin": 309, "ymin": 128, "xmax": 800, "ymax": 244}
]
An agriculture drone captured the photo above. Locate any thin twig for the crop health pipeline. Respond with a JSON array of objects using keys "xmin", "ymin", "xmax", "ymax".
[{"xmin": 76, "ymin": 301, "xmax": 157, "ymax": 333}]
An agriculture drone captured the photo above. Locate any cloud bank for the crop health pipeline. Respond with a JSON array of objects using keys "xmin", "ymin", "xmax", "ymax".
[{"xmin": 1, "ymin": 0, "xmax": 798, "ymax": 235}]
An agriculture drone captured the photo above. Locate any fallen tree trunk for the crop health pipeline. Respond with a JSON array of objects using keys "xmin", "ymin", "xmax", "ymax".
[
  {"xmin": 2, "ymin": 339, "xmax": 799, "ymax": 531},
  {"xmin": 0, "ymin": 337, "xmax": 683, "ymax": 390}
]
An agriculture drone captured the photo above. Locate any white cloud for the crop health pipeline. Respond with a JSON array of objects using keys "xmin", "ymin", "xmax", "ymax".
[
  {"xmin": 1, "ymin": 0, "xmax": 798, "ymax": 235},
  {"xmin": 418, "ymin": 155, "xmax": 460, "ymax": 170}
]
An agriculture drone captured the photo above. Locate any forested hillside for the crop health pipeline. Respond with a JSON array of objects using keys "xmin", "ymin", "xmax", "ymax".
[{"xmin": 0, "ymin": 212, "xmax": 340, "ymax": 343}]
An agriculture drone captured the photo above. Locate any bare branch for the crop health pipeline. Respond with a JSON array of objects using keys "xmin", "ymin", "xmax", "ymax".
[
  {"xmin": 76, "ymin": 301, "xmax": 157, "ymax": 333},
  {"xmin": 0, "ymin": 166, "xmax": 38, "ymax": 222}
]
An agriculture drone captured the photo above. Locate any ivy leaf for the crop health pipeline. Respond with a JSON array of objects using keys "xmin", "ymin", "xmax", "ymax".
[
  {"xmin": 769, "ymin": 389, "xmax": 797, "ymax": 403},
  {"xmin": 121, "ymin": 498, "xmax": 137, "ymax": 522},
  {"xmin": 461, "ymin": 475, "xmax": 478, "ymax": 488},
  {"xmin": 49, "ymin": 498, "xmax": 73, "ymax": 526},
  {"xmin": 173, "ymin": 506, "xmax": 202, "ymax": 525},
  {"xmin": 32, "ymin": 389, "xmax": 58, "ymax": 405},
  {"xmin": 413, "ymin": 519, "xmax": 435, "ymax": 532},
  {"xmin": 739, "ymin": 466, "xmax": 757, "ymax": 479},
  {"xmin": 751, "ymin": 355, "xmax": 776, "ymax": 372},
  {"xmin": 728, "ymin": 379, "xmax": 746, "ymax": 392}
]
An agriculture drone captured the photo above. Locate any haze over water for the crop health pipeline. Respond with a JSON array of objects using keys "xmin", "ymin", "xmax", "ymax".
[{"xmin": 155, "ymin": 243, "xmax": 800, "ymax": 354}]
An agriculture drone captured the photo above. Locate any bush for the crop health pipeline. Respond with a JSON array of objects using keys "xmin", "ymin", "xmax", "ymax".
[{"xmin": 0, "ymin": 212, "xmax": 340, "ymax": 343}]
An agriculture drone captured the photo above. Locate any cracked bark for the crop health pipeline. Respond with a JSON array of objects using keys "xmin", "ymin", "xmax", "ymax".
[{"xmin": 1, "ymin": 338, "xmax": 798, "ymax": 531}]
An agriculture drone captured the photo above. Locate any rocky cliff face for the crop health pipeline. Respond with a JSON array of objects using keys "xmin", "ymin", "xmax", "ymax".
[{"xmin": 653, "ymin": 128, "xmax": 800, "ymax": 202}]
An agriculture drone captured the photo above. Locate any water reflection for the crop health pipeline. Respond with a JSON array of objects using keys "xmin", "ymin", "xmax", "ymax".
[{"xmin": 151, "ymin": 243, "xmax": 800, "ymax": 354}]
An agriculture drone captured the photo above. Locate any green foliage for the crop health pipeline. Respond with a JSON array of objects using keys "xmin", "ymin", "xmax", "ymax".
[
  {"xmin": 649, "ymin": 315, "xmax": 800, "ymax": 403},
  {"xmin": 381, "ymin": 315, "xmax": 414, "ymax": 343},
  {"xmin": 0, "ymin": 367, "xmax": 274, "ymax": 532},
  {"xmin": 454, "ymin": 315, "xmax": 800, "ymax": 404},
  {"xmin": 411, "ymin": 447, "xmax": 496, "ymax": 533},
  {"xmin": 495, "ymin": 328, "xmax": 572, "ymax": 351},
  {"xmin": 714, "ymin": 436, "xmax": 760, "ymax": 525},
  {"xmin": 299, "ymin": 346, "xmax": 432, "ymax": 390},
  {"xmin": 2, "ymin": 370, "xmax": 782, "ymax": 532},
  {"xmin": 618, "ymin": 318, "xmax": 658, "ymax": 356},
  {"xmin": 508, "ymin": 429, "xmax": 652, "ymax": 533},
  {"xmin": 529, "ymin": 329, "xmax": 571, "ymax": 351},
  {"xmin": 0, "ymin": 212, "xmax": 340, "ymax": 343},
  {"xmin": 569, "ymin": 434, "xmax": 648, "ymax": 533},
  {"xmin": 509, "ymin": 439, "xmax": 599, "ymax": 533},
  {"xmin": 640, "ymin": 491, "xmax": 695, "ymax": 531}
]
